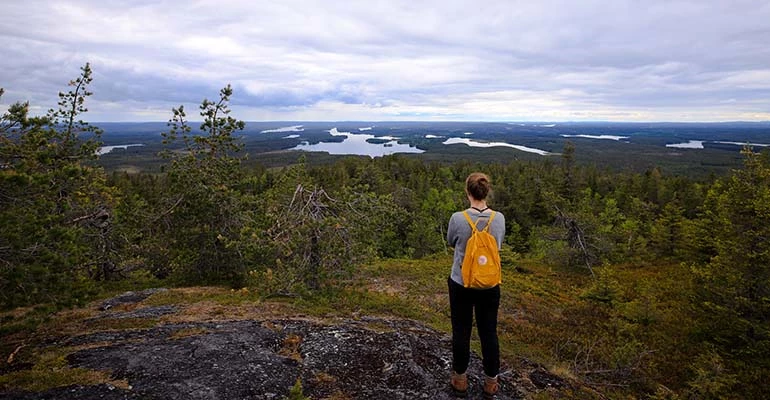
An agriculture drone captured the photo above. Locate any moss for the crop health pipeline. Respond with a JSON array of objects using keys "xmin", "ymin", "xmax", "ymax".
[
  {"xmin": 284, "ymin": 378, "xmax": 310, "ymax": 400},
  {"xmin": 169, "ymin": 327, "xmax": 210, "ymax": 339},
  {"xmin": 85, "ymin": 317, "xmax": 159, "ymax": 331},
  {"xmin": 0, "ymin": 367, "xmax": 118, "ymax": 392},
  {"xmin": 142, "ymin": 286, "xmax": 260, "ymax": 307},
  {"xmin": 0, "ymin": 347, "xmax": 128, "ymax": 392},
  {"xmin": 278, "ymin": 334, "xmax": 303, "ymax": 362},
  {"xmin": 0, "ymin": 305, "xmax": 56, "ymax": 340}
]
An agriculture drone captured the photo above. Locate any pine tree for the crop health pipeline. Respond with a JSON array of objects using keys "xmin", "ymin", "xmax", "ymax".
[
  {"xmin": 158, "ymin": 85, "xmax": 248, "ymax": 284},
  {"xmin": 0, "ymin": 64, "xmax": 114, "ymax": 308}
]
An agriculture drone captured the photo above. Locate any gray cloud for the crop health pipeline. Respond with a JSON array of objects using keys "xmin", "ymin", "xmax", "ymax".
[{"xmin": 1, "ymin": 0, "xmax": 769, "ymax": 122}]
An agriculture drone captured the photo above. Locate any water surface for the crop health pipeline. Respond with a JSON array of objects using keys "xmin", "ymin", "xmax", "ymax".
[
  {"xmin": 442, "ymin": 137, "xmax": 553, "ymax": 155},
  {"xmin": 666, "ymin": 141, "xmax": 704, "ymax": 149},
  {"xmin": 97, "ymin": 144, "xmax": 145, "ymax": 155},
  {"xmin": 290, "ymin": 128, "xmax": 424, "ymax": 157},
  {"xmin": 561, "ymin": 134, "xmax": 629, "ymax": 141}
]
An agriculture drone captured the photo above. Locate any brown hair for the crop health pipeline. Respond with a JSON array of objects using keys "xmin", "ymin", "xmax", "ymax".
[{"xmin": 465, "ymin": 172, "xmax": 491, "ymax": 200}]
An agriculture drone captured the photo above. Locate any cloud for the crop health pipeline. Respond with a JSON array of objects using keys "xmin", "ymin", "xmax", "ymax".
[{"xmin": 1, "ymin": 0, "xmax": 769, "ymax": 122}]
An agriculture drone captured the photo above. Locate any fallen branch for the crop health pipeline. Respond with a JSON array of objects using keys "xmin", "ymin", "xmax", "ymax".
[{"xmin": 7, "ymin": 343, "xmax": 26, "ymax": 364}]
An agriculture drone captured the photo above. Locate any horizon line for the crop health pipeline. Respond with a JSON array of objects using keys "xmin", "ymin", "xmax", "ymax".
[{"xmin": 90, "ymin": 120, "xmax": 770, "ymax": 124}]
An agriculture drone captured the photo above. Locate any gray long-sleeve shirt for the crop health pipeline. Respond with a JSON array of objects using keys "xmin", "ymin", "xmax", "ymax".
[{"xmin": 447, "ymin": 208, "xmax": 506, "ymax": 286}]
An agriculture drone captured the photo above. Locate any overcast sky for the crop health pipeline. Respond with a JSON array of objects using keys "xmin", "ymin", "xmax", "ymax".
[{"xmin": 1, "ymin": 0, "xmax": 769, "ymax": 122}]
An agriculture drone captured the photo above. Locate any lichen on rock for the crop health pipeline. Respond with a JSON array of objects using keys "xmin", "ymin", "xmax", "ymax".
[{"xmin": 2, "ymin": 313, "xmax": 564, "ymax": 399}]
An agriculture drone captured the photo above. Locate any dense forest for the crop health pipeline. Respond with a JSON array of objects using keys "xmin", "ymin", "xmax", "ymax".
[{"xmin": 2, "ymin": 65, "xmax": 769, "ymax": 398}]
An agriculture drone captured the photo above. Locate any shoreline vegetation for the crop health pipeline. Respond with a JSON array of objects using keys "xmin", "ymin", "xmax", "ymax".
[{"xmin": 2, "ymin": 65, "xmax": 769, "ymax": 399}]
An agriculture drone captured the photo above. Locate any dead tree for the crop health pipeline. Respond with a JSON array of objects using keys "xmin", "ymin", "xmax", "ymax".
[
  {"xmin": 267, "ymin": 184, "xmax": 355, "ymax": 290},
  {"xmin": 553, "ymin": 205, "xmax": 597, "ymax": 277}
]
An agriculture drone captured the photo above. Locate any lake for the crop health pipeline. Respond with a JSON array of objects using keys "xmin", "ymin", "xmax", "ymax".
[
  {"xmin": 561, "ymin": 134, "xmax": 629, "ymax": 141},
  {"xmin": 666, "ymin": 140, "xmax": 770, "ymax": 149},
  {"xmin": 97, "ymin": 144, "xmax": 145, "ymax": 155},
  {"xmin": 290, "ymin": 128, "xmax": 424, "ymax": 157},
  {"xmin": 442, "ymin": 137, "xmax": 554, "ymax": 156},
  {"xmin": 666, "ymin": 140, "xmax": 705, "ymax": 149}
]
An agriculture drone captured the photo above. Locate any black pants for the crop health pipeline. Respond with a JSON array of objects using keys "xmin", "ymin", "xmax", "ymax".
[{"xmin": 448, "ymin": 277, "xmax": 500, "ymax": 377}]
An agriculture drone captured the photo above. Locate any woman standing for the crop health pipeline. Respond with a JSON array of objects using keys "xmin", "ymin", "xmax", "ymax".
[{"xmin": 446, "ymin": 172, "xmax": 506, "ymax": 398}]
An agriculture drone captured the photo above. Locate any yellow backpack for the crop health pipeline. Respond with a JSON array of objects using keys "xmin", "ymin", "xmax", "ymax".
[{"xmin": 461, "ymin": 210, "xmax": 502, "ymax": 289}]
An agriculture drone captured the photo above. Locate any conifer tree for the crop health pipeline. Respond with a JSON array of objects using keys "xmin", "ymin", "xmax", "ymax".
[
  {"xmin": 692, "ymin": 147, "xmax": 770, "ymax": 397},
  {"xmin": 0, "ymin": 64, "xmax": 114, "ymax": 308},
  {"xmin": 158, "ymin": 85, "xmax": 247, "ymax": 284}
]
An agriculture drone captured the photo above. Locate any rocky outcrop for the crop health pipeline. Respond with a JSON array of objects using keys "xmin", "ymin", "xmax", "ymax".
[
  {"xmin": 1, "ymin": 291, "xmax": 568, "ymax": 399},
  {"xmin": 98, "ymin": 288, "xmax": 169, "ymax": 311}
]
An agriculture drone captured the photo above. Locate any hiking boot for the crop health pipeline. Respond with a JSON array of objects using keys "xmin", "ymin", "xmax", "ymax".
[
  {"xmin": 450, "ymin": 371, "xmax": 468, "ymax": 397},
  {"xmin": 483, "ymin": 375, "xmax": 499, "ymax": 399}
]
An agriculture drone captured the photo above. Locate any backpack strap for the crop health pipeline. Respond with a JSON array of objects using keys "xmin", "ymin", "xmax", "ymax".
[
  {"xmin": 462, "ymin": 210, "xmax": 496, "ymax": 233},
  {"xmin": 483, "ymin": 211, "xmax": 496, "ymax": 233},
  {"xmin": 462, "ymin": 211, "xmax": 478, "ymax": 233}
]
